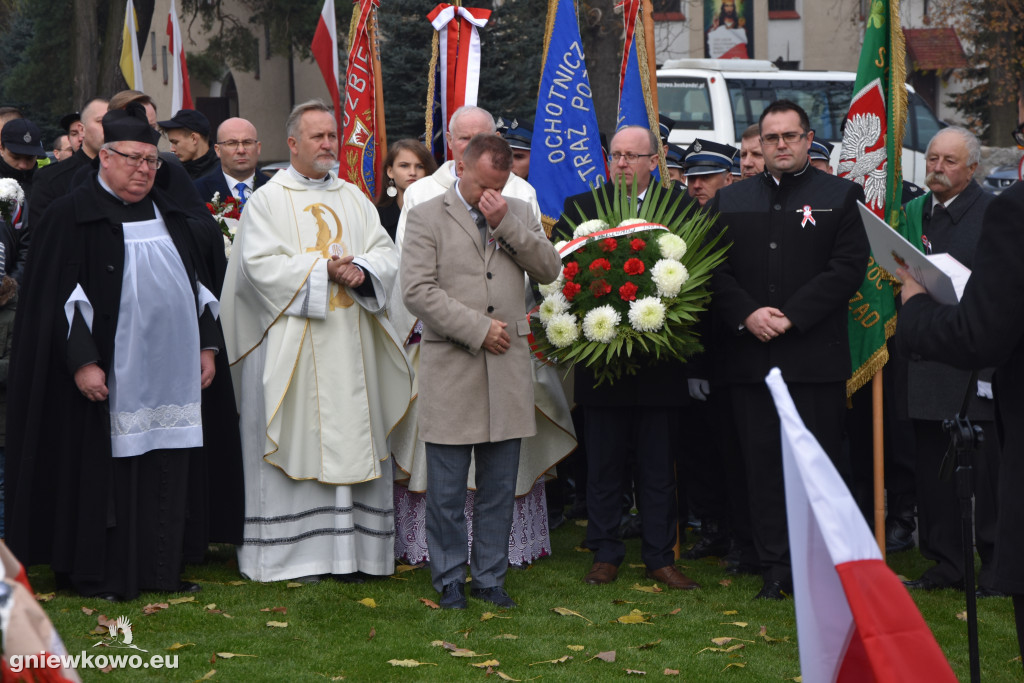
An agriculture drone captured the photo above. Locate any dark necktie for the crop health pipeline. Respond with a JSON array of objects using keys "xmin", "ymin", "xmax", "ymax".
[{"xmin": 473, "ymin": 209, "xmax": 488, "ymax": 247}]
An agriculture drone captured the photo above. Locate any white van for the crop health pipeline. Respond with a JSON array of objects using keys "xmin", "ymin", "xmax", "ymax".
[{"xmin": 655, "ymin": 58, "xmax": 944, "ymax": 187}]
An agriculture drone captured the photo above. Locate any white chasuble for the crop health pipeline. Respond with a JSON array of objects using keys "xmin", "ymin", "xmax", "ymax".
[{"xmin": 221, "ymin": 168, "xmax": 412, "ymax": 486}]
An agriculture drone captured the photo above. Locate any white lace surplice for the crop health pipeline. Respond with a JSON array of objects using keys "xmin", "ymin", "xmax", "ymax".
[{"xmin": 107, "ymin": 210, "xmax": 205, "ymax": 458}]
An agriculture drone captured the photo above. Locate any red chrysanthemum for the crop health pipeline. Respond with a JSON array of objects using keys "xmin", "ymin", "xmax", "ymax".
[
  {"xmin": 589, "ymin": 258, "xmax": 612, "ymax": 272},
  {"xmin": 619, "ymin": 281, "xmax": 639, "ymax": 301},
  {"xmin": 590, "ymin": 280, "xmax": 612, "ymax": 297},
  {"xmin": 631, "ymin": 238, "xmax": 646, "ymax": 252},
  {"xmin": 563, "ymin": 261, "xmax": 580, "ymax": 281},
  {"xmin": 562, "ymin": 281, "xmax": 582, "ymax": 301},
  {"xmin": 624, "ymin": 258, "xmax": 646, "ymax": 275},
  {"xmin": 601, "ymin": 238, "xmax": 618, "ymax": 253}
]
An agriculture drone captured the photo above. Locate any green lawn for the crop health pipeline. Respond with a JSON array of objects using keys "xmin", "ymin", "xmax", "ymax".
[{"xmin": 30, "ymin": 522, "xmax": 1021, "ymax": 682}]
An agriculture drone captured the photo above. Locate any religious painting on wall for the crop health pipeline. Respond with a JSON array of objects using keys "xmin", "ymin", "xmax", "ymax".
[{"xmin": 703, "ymin": 0, "xmax": 753, "ymax": 59}]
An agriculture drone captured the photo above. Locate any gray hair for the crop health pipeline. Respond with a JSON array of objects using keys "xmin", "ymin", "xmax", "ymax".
[
  {"xmin": 448, "ymin": 106, "xmax": 496, "ymax": 136},
  {"xmin": 614, "ymin": 125, "xmax": 659, "ymax": 155},
  {"xmin": 286, "ymin": 99, "xmax": 333, "ymax": 139},
  {"xmin": 928, "ymin": 126, "xmax": 981, "ymax": 166}
]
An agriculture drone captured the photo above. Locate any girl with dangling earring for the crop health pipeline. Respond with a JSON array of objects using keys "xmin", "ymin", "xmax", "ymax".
[{"xmin": 376, "ymin": 139, "xmax": 437, "ymax": 241}]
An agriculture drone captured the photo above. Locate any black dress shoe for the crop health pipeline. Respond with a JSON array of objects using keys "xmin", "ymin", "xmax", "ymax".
[
  {"xmin": 682, "ymin": 535, "xmax": 731, "ymax": 560},
  {"xmin": 975, "ymin": 586, "xmax": 1008, "ymax": 599},
  {"xmin": 902, "ymin": 576, "xmax": 963, "ymax": 591},
  {"xmin": 439, "ymin": 582, "xmax": 466, "ymax": 609},
  {"xmin": 175, "ymin": 581, "xmax": 202, "ymax": 593},
  {"xmin": 885, "ymin": 517, "xmax": 916, "ymax": 553},
  {"xmin": 93, "ymin": 592, "xmax": 124, "ymax": 602},
  {"xmin": 754, "ymin": 580, "xmax": 789, "ymax": 600},
  {"xmin": 470, "ymin": 586, "xmax": 517, "ymax": 608},
  {"xmin": 333, "ymin": 572, "xmax": 367, "ymax": 584}
]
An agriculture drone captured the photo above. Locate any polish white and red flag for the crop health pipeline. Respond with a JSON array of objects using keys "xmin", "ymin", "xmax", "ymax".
[
  {"xmin": 167, "ymin": 0, "xmax": 193, "ymax": 116},
  {"xmin": 312, "ymin": 0, "xmax": 342, "ymax": 140},
  {"xmin": 766, "ymin": 368, "xmax": 958, "ymax": 683}
]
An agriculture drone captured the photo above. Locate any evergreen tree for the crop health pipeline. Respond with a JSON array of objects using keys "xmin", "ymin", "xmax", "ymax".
[
  {"xmin": 377, "ymin": 0, "xmax": 438, "ymax": 142},
  {"xmin": 477, "ymin": 0, "xmax": 546, "ymax": 124}
]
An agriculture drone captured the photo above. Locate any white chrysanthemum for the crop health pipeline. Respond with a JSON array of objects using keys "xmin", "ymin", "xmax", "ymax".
[
  {"xmin": 545, "ymin": 312, "xmax": 579, "ymax": 348},
  {"xmin": 538, "ymin": 278, "xmax": 560, "ymax": 298},
  {"xmin": 573, "ymin": 219, "xmax": 608, "ymax": 238},
  {"xmin": 650, "ymin": 259, "xmax": 689, "ymax": 297},
  {"xmin": 618, "ymin": 217, "xmax": 648, "ymax": 227},
  {"xmin": 223, "ymin": 234, "xmax": 233, "ymax": 260},
  {"xmin": 537, "ymin": 292, "xmax": 570, "ymax": 323},
  {"xmin": 0, "ymin": 177, "xmax": 24, "ymax": 205},
  {"xmin": 554, "ymin": 240, "xmax": 568, "ymax": 252},
  {"xmin": 658, "ymin": 233, "xmax": 687, "ymax": 261},
  {"xmin": 582, "ymin": 305, "xmax": 621, "ymax": 344},
  {"xmin": 628, "ymin": 296, "xmax": 667, "ymax": 332}
]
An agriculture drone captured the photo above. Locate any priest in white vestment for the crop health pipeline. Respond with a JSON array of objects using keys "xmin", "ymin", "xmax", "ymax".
[{"xmin": 221, "ymin": 100, "xmax": 412, "ymax": 583}]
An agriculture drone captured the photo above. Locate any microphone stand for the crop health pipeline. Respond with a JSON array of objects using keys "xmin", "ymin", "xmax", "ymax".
[{"xmin": 939, "ymin": 369, "xmax": 983, "ymax": 683}]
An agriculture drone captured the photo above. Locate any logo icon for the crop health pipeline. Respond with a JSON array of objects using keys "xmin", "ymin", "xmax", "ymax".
[
  {"xmin": 22, "ymin": 132, "xmax": 31, "ymax": 143},
  {"xmin": 94, "ymin": 616, "xmax": 148, "ymax": 652}
]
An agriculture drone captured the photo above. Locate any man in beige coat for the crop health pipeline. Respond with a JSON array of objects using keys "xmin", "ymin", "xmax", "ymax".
[{"xmin": 402, "ymin": 135, "xmax": 561, "ymax": 609}]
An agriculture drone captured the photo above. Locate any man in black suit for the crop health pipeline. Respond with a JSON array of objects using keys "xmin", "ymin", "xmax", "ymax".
[
  {"xmin": 709, "ymin": 100, "xmax": 869, "ymax": 600},
  {"xmin": 553, "ymin": 125, "xmax": 700, "ymax": 591},
  {"xmin": 898, "ymin": 127, "xmax": 999, "ymax": 594},
  {"xmin": 194, "ymin": 117, "xmax": 269, "ymax": 207},
  {"xmin": 895, "ymin": 95, "xmax": 1024, "ymax": 666}
]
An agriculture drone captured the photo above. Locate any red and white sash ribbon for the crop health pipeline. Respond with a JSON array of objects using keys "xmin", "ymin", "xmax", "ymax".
[
  {"xmin": 558, "ymin": 222, "xmax": 668, "ymax": 258},
  {"xmin": 801, "ymin": 205, "xmax": 816, "ymax": 228},
  {"xmin": 428, "ymin": 3, "xmax": 491, "ymax": 159}
]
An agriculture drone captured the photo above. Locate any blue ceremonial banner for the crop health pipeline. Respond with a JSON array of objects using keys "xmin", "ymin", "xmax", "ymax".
[
  {"xmin": 617, "ymin": 27, "xmax": 648, "ymax": 129},
  {"xmin": 530, "ymin": 0, "xmax": 606, "ymax": 229}
]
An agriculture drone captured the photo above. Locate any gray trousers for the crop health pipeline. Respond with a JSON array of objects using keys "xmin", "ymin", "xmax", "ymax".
[{"xmin": 425, "ymin": 439, "xmax": 521, "ymax": 592}]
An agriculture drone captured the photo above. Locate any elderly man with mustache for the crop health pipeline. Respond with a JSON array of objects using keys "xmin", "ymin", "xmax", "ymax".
[{"xmin": 897, "ymin": 126, "xmax": 1001, "ymax": 596}]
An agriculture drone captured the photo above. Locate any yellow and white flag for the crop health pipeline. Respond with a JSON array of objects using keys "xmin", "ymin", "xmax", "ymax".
[{"xmin": 119, "ymin": 0, "xmax": 143, "ymax": 90}]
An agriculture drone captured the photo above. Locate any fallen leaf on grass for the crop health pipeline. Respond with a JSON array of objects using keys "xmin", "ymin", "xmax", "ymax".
[
  {"xmin": 142, "ymin": 603, "xmax": 169, "ymax": 615},
  {"xmin": 573, "ymin": 546, "xmax": 592, "ymax": 553},
  {"xmin": 633, "ymin": 640, "xmax": 661, "ymax": 650},
  {"xmin": 394, "ymin": 564, "xmax": 423, "ymax": 573},
  {"xmin": 956, "ymin": 611, "xmax": 968, "ymax": 622},
  {"xmin": 758, "ymin": 625, "xmax": 790, "ymax": 643},
  {"xmin": 260, "ymin": 607, "xmax": 287, "ymax": 615},
  {"xmin": 723, "ymin": 663, "xmax": 746, "ymax": 670},
  {"xmin": 81, "ymin": 607, "xmax": 96, "ymax": 615},
  {"xmin": 611, "ymin": 599, "xmax": 634, "ymax": 605},
  {"xmin": 493, "ymin": 633, "xmax": 518, "ymax": 640},
  {"xmin": 625, "ymin": 669, "xmax": 646, "ymax": 675},
  {"xmin": 481, "ymin": 612, "xmax": 510, "ymax": 621},
  {"xmin": 35, "ymin": 593, "xmax": 55, "ymax": 602},
  {"xmin": 664, "ymin": 669, "xmax": 680, "ymax": 676},
  {"xmin": 197, "ymin": 670, "xmax": 216, "ymax": 681},
  {"xmin": 616, "ymin": 609, "xmax": 650, "ymax": 624},
  {"xmin": 430, "ymin": 640, "xmax": 455, "ymax": 649},
  {"xmin": 551, "ymin": 606, "xmax": 593, "ymax": 623},
  {"xmin": 227, "ymin": 580, "xmax": 246, "ymax": 586},
  {"xmin": 472, "ymin": 660, "xmax": 500, "ymax": 668},
  {"xmin": 204, "ymin": 603, "xmax": 217, "ymax": 610},
  {"xmin": 574, "ymin": 520, "xmax": 588, "ymax": 527},
  {"xmin": 419, "ymin": 598, "xmax": 440, "ymax": 609},
  {"xmin": 449, "ymin": 648, "xmax": 490, "ymax": 658},
  {"xmin": 711, "ymin": 637, "xmax": 754, "ymax": 646},
  {"xmin": 495, "ymin": 673, "xmax": 521, "ymax": 681},
  {"xmin": 720, "ymin": 621, "xmax": 748, "ymax": 627},
  {"xmin": 529, "ymin": 655, "xmax": 572, "ymax": 666},
  {"xmin": 698, "ymin": 644, "xmax": 745, "ymax": 654},
  {"xmin": 216, "ymin": 653, "xmax": 257, "ymax": 659},
  {"xmin": 567, "ymin": 645, "xmax": 584, "ymax": 652},
  {"xmin": 286, "ymin": 582, "xmax": 303, "ymax": 588},
  {"xmin": 667, "ymin": 608, "xmax": 682, "ymax": 616},
  {"xmin": 719, "ymin": 578, "xmax": 733, "ymax": 587},
  {"xmin": 169, "ymin": 596, "xmax": 195, "ymax": 605},
  {"xmin": 357, "ymin": 598, "xmax": 377, "ymax": 608},
  {"xmin": 587, "ymin": 651, "xmax": 616, "ymax": 663},
  {"xmin": 99, "ymin": 664, "xmax": 113, "ymax": 673},
  {"xmin": 387, "ymin": 659, "xmax": 436, "ymax": 668},
  {"xmin": 631, "ymin": 584, "xmax": 663, "ymax": 593},
  {"xmin": 96, "ymin": 614, "xmax": 116, "ymax": 629},
  {"xmin": 167, "ymin": 643, "xmax": 194, "ymax": 651},
  {"xmin": 368, "ymin": 627, "xmax": 376, "ymax": 641},
  {"xmin": 266, "ymin": 621, "xmax": 288, "ymax": 628}
]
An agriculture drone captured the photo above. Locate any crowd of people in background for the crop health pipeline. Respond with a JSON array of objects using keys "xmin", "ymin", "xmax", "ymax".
[{"xmin": 1, "ymin": 85, "xmax": 1022, "ymax": 665}]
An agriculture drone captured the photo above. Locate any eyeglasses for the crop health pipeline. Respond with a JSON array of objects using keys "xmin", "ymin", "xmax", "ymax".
[
  {"xmin": 761, "ymin": 132, "xmax": 808, "ymax": 147},
  {"xmin": 107, "ymin": 147, "xmax": 162, "ymax": 169},
  {"xmin": 1012, "ymin": 122, "xmax": 1024, "ymax": 148},
  {"xmin": 216, "ymin": 139, "xmax": 259, "ymax": 149},
  {"xmin": 608, "ymin": 152, "xmax": 654, "ymax": 164}
]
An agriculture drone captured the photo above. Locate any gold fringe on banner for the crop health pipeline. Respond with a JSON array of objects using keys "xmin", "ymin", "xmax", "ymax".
[
  {"xmin": 847, "ymin": 343, "xmax": 889, "ymax": 398},
  {"xmin": 424, "ymin": 32, "xmax": 440, "ymax": 147},
  {"xmin": 887, "ymin": 0, "xmax": 908, "ymax": 227},
  {"xmin": 633, "ymin": 9, "xmax": 668, "ymax": 186}
]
